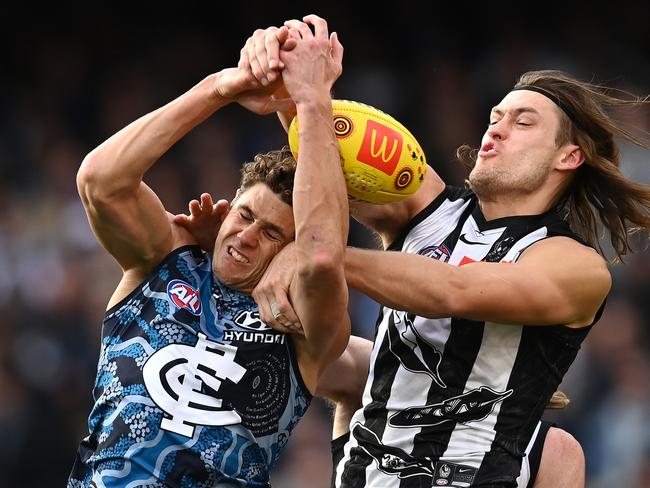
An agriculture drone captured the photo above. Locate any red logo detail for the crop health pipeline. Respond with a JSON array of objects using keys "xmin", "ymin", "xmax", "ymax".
[
  {"xmin": 458, "ymin": 256, "xmax": 478, "ymax": 267},
  {"xmin": 356, "ymin": 119, "xmax": 403, "ymax": 175},
  {"xmin": 167, "ymin": 279, "xmax": 202, "ymax": 315}
]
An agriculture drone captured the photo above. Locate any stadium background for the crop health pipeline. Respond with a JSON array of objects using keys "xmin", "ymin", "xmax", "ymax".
[{"xmin": 1, "ymin": 4, "xmax": 649, "ymax": 487}]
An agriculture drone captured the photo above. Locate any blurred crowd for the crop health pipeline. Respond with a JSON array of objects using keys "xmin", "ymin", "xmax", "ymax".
[{"xmin": 1, "ymin": 7, "xmax": 649, "ymax": 487}]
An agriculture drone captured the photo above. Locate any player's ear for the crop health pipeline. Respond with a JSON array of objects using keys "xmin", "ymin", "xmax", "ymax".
[
  {"xmin": 557, "ymin": 144, "xmax": 584, "ymax": 171},
  {"xmin": 232, "ymin": 188, "xmax": 242, "ymax": 205}
]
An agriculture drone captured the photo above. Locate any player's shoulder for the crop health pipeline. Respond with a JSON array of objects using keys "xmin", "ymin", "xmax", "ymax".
[
  {"xmin": 523, "ymin": 235, "xmax": 604, "ymax": 260},
  {"xmin": 529, "ymin": 234, "xmax": 601, "ymax": 254},
  {"xmin": 520, "ymin": 236, "xmax": 610, "ymax": 277},
  {"xmin": 519, "ymin": 236, "xmax": 610, "ymax": 327}
]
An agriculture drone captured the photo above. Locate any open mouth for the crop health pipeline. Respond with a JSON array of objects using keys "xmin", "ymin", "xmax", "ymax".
[{"xmin": 227, "ymin": 246, "xmax": 249, "ymax": 264}]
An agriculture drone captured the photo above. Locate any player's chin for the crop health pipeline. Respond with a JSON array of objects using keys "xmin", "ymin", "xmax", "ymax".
[{"xmin": 218, "ymin": 268, "xmax": 257, "ymax": 293}]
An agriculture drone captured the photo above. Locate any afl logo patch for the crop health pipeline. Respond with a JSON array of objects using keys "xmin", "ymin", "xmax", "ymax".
[
  {"xmin": 418, "ymin": 243, "xmax": 451, "ymax": 263},
  {"xmin": 167, "ymin": 279, "xmax": 202, "ymax": 315}
]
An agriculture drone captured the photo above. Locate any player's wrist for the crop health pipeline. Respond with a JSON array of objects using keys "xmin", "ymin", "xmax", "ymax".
[
  {"xmin": 210, "ymin": 72, "xmax": 236, "ymax": 105},
  {"xmin": 294, "ymin": 96, "xmax": 333, "ymax": 115}
]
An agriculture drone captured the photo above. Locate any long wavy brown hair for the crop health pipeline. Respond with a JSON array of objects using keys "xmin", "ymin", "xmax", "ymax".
[{"xmin": 458, "ymin": 70, "xmax": 650, "ymax": 262}]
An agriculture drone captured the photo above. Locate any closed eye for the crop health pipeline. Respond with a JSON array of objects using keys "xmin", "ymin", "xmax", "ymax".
[
  {"xmin": 239, "ymin": 210, "xmax": 254, "ymax": 222},
  {"xmin": 264, "ymin": 229, "xmax": 282, "ymax": 242}
]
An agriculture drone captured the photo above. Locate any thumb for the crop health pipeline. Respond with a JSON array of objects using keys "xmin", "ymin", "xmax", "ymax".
[
  {"xmin": 330, "ymin": 31, "xmax": 344, "ymax": 64},
  {"xmin": 276, "ymin": 25, "xmax": 289, "ymax": 44},
  {"xmin": 282, "ymin": 37, "xmax": 298, "ymax": 51},
  {"xmin": 173, "ymin": 214, "xmax": 190, "ymax": 224}
]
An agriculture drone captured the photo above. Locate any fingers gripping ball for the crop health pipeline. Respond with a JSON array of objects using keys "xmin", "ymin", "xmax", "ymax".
[{"xmin": 288, "ymin": 100, "xmax": 427, "ymax": 204}]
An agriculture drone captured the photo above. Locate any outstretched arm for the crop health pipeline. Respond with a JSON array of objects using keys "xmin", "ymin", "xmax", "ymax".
[
  {"xmin": 77, "ymin": 74, "xmax": 229, "ymax": 275},
  {"xmin": 77, "ymin": 55, "xmax": 292, "ymax": 279},
  {"xmin": 345, "ymin": 236, "xmax": 611, "ymax": 327},
  {"xmin": 278, "ymin": 16, "xmax": 350, "ymax": 390}
]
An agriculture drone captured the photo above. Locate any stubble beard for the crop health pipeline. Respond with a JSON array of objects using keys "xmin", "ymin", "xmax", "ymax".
[{"xmin": 468, "ymin": 159, "xmax": 550, "ymax": 202}]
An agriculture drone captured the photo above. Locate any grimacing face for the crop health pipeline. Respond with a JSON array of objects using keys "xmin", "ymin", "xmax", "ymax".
[
  {"xmin": 469, "ymin": 90, "xmax": 566, "ymax": 200},
  {"xmin": 212, "ymin": 183, "xmax": 295, "ymax": 293}
]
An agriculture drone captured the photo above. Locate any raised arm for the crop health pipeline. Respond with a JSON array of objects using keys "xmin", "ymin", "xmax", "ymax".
[
  {"xmin": 238, "ymin": 23, "xmax": 448, "ymax": 249},
  {"xmin": 77, "ymin": 59, "xmax": 293, "ymax": 305},
  {"xmin": 77, "ymin": 75, "xmax": 229, "ymax": 273},
  {"xmin": 278, "ymin": 16, "xmax": 350, "ymax": 388}
]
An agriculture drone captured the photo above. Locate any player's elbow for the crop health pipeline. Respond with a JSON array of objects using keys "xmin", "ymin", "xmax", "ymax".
[
  {"xmin": 76, "ymin": 152, "xmax": 133, "ymax": 206},
  {"xmin": 76, "ymin": 152, "xmax": 93, "ymax": 182},
  {"xmin": 76, "ymin": 154, "xmax": 103, "ymax": 206},
  {"xmin": 297, "ymin": 248, "xmax": 345, "ymax": 282},
  {"xmin": 77, "ymin": 152, "xmax": 108, "ymax": 200}
]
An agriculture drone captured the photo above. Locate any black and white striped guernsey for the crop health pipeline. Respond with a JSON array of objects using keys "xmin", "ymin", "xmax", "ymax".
[{"xmin": 335, "ymin": 185, "xmax": 603, "ymax": 487}]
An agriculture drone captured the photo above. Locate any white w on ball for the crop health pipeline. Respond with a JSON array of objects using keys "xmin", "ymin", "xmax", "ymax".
[{"xmin": 288, "ymin": 100, "xmax": 427, "ymax": 204}]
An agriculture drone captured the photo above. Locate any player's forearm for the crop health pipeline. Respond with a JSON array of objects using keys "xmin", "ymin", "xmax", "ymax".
[
  {"xmin": 344, "ymin": 247, "xmax": 457, "ymax": 318},
  {"xmin": 293, "ymin": 98, "xmax": 349, "ymax": 271},
  {"xmin": 265, "ymin": 79, "xmax": 294, "ymax": 133},
  {"xmin": 77, "ymin": 74, "xmax": 229, "ymax": 200},
  {"xmin": 274, "ymin": 84, "xmax": 296, "ymax": 134}
]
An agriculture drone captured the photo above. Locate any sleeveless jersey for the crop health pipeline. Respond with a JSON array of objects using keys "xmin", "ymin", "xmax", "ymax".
[
  {"xmin": 335, "ymin": 186, "xmax": 603, "ymax": 487},
  {"xmin": 68, "ymin": 245, "xmax": 311, "ymax": 488}
]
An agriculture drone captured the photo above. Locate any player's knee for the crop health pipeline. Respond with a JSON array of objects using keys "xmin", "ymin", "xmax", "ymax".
[
  {"xmin": 548, "ymin": 427, "xmax": 584, "ymax": 468},
  {"xmin": 536, "ymin": 427, "xmax": 585, "ymax": 488}
]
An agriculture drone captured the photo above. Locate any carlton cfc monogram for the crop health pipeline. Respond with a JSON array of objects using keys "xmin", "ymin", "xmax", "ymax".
[{"xmin": 143, "ymin": 333, "xmax": 247, "ymax": 437}]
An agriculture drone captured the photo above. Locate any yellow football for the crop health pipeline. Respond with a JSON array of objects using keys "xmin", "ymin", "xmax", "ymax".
[{"xmin": 288, "ymin": 100, "xmax": 427, "ymax": 204}]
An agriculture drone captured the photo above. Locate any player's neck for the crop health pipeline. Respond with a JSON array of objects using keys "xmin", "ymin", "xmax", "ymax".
[{"xmin": 477, "ymin": 189, "xmax": 557, "ymax": 221}]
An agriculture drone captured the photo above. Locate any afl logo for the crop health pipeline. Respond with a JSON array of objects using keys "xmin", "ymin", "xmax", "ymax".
[
  {"xmin": 418, "ymin": 243, "xmax": 451, "ymax": 263},
  {"xmin": 167, "ymin": 279, "xmax": 202, "ymax": 315},
  {"xmin": 395, "ymin": 168, "xmax": 413, "ymax": 189},
  {"xmin": 333, "ymin": 115, "xmax": 353, "ymax": 138}
]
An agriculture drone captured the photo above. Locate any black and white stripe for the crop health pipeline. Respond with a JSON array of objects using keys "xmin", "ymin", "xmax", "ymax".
[{"xmin": 335, "ymin": 186, "xmax": 592, "ymax": 487}]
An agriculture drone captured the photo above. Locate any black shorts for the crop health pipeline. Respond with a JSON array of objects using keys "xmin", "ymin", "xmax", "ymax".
[{"xmin": 330, "ymin": 420, "xmax": 555, "ymax": 488}]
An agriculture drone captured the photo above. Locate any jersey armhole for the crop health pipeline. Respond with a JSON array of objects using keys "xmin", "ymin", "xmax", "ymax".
[
  {"xmin": 387, "ymin": 185, "xmax": 473, "ymax": 251},
  {"xmin": 287, "ymin": 336, "xmax": 313, "ymax": 400},
  {"xmin": 104, "ymin": 244, "xmax": 204, "ymax": 317}
]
